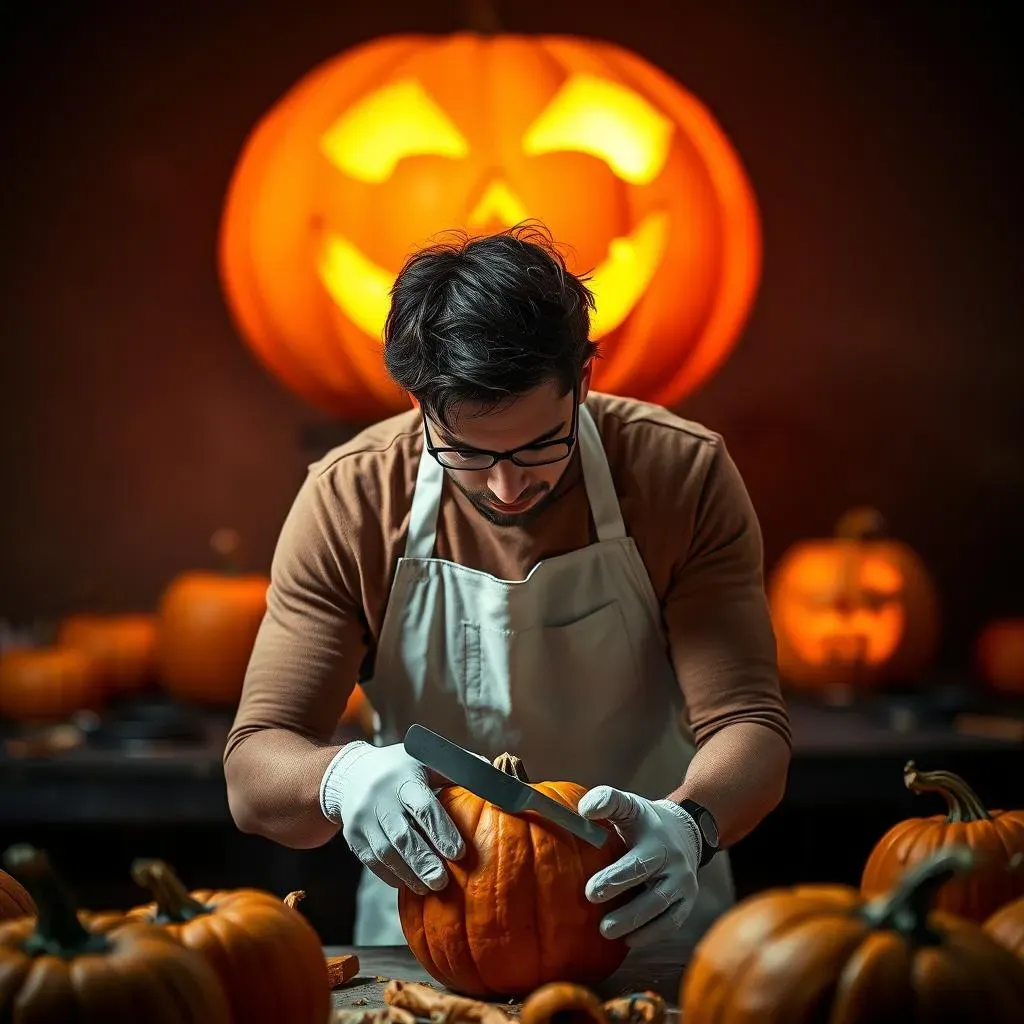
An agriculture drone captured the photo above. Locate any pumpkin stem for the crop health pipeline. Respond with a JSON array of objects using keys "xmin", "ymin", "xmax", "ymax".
[
  {"xmin": 835, "ymin": 507, "xmax": 887, "ymax": 541},
  {"xmin": 283, "ymin": 890, "xmax": 306, "ymax": 911},
  {"xmin": 462, "ymin": 0, "xmax": 502, "ymax": 34},
  {"xmin": 131, "ymin": 859, "xmax": 212, "ymax": 922},
  {"xmin": 860, "ymin": 844, "xmax": 975, "ymax": 942},
  {"xmin": 210, "ymin": 527, "xmax": 243, "ymax": 575},
  {"xmin": 903, "ymin": 761, "xmax": 990, "ymax": 822},
  {"xmin": 493, "ymin": 752, "xmax": 529, "ymax": 782},
  {"xmin": 3, "ymin": 844, "xmax": 112, "ymax": 958}
]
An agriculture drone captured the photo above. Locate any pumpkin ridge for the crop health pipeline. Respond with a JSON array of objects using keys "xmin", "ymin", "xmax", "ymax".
[{"xmin": 430, "ymin": 792, "xmax": 484, "ymax": 993}]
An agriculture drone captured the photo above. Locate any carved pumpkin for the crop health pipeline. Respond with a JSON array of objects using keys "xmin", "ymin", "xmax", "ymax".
[
  {"xmin": 975, "ymin": 618, "xmax": 1024, "ymax": 696},
  {"xmin": 57, "ymin": 612, "xmax": 158, "ymax": 697},
  {"xmin": 218, "ymin": 32, "xmax": 761, "ymax": 421},
  {"xmin": 0, "ymin": 845, "xmax": 231, "ymax": 1022},
  {"xmin": 124, "ymin": 859, "xmax": 330, "ymax": 1023},
  {"xmin": 681, "ymin": 845, "xmax": 1024, "ymax": 1022},
  {"xmin": 398, "ymin": 752, "xmax": 628, "ymax": 997},
  {"xmin": 156, "ymin": 529, "xmax": 269, "ymax": 706},
  {"xmin": 0, "ymin": 645, "xmax": 103, "ymax": 721},
  {"xmin": 985, "ymin": 856, "xmax": 1024, "ymax": 962},
  {"xmin": 0, "ymin": 866, "xmax": 35, "ymax": 921},
  {"xmin": 767, "ymin": 507, "xmax": 940, "ymax": 694},
  {"xmin": 861, "ymin": 761, "xmax": 1024, "ymax": 922}
]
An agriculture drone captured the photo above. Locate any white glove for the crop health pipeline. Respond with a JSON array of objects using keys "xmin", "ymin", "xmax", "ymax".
[
  {"xmin": 320, "ymin": 741, "xmax": 466, "ymax": 894},
  {"xmin": 579, "ymin": 786, "xmax": 701, "ymax": 948}
]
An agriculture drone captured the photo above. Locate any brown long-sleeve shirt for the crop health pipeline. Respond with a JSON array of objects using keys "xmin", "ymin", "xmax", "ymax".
[{"xmin": 224, "ymin": 392, "xmax": 790, "ymax": 847}]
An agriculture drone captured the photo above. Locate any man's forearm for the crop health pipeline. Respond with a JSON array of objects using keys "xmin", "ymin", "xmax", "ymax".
[
  {"xmin": 224, "ymin": 729, "xmax": 344, "ymax": 849},
  {"xmin": 669, "ymin": 722, "xmax": 790, "ymax": 848}
]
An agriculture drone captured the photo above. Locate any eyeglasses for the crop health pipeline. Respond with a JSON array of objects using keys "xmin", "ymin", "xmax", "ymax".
[{"xmin": 421, "ymin": 388, "xmax": 579, "ymax": 471}]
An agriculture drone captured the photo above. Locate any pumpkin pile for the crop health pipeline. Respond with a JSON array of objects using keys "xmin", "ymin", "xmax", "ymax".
[
  {"xmin": 0, "ymin": 844, "xmax": 335, "ymax": 1023},
  {"xmin": 398, "ymin": 751, "xmax": 628, "ymax": 997}
]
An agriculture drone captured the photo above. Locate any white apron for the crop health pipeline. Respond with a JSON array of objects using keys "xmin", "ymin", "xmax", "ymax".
[{"xmin": 354, "ymin": 402, "xmax": 735, "ymax": 953}]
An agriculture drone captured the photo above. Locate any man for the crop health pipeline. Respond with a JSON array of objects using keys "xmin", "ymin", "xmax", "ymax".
[{"xmin": 224, "ymin": 224, "xmax": 791, "ymax": 953}]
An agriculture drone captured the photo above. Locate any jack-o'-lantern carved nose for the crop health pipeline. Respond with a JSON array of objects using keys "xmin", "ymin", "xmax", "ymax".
[{"xmin": 466, "ymin": 178, "xmax": 530, "ymax": 231}]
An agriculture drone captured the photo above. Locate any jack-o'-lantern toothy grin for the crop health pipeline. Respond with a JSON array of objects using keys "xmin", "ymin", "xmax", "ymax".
[{"xmin": 317, "ymin": 210, "xmax": 669, "ymax": 344}]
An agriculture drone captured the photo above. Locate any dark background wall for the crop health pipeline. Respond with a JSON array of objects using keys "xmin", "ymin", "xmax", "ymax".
[{"xmin": 2, "ymin": 0, "xmax": 1021, "ymax": 662}]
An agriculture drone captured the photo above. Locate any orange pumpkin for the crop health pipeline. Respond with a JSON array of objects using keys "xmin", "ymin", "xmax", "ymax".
[
  {"xmin": 339, "ymin": 683, "xmax": 376, "ymax": 737},
  {"xmin": 681, "ymin": 845, "xmax": 1024, "ymax": 1021},
  {"xmin": 218, "ymin": 31, "xmax": 761, "ymax": 421},
  {"xmin": 767, "ymin": 507, "xmax": 940, "ymax": 696},
  {"xmin": 0, "ymin": 645, "xmax": 103, "ymax": 721},
  {"xmin": 985, "ymin": 856, "xmax": 1024, "ymax": 962},
  {"xmin": 398, "ymin": 752, "xmax": 628, "ymax": 997},
  {"xmin": 975, "ymin": 618, "xmax": 1024, "ymax": 696},
  {"xmin": 156, "ymin": 529, "xmax": 269, "ymax": 705},
  {"xmin": 0, "ymin": 866, "xmax": 35, "ymax": 921},
  {"xmin": 0, "ymin": 845, "xmax": 231, "ymax": 1023},
  {"xmin": 57, "ymin": 612, "xmax": 158, "ymax": 697},
  {"xmin": 125, "ymin": 859, "xmax": 330, "ymax": 1023},
  {"xmin": 861, "ymin": 761, "xmax": 1024, "ymax": 922}
]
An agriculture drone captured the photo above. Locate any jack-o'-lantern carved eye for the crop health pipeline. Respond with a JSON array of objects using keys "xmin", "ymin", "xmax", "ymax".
[
  {"xmin": 321, "ymin": 78, "xmax": 470, "ymax": 183},
  {"xmin": 522, "ymin": 74, "xmax": 674, "ymax": 185}
]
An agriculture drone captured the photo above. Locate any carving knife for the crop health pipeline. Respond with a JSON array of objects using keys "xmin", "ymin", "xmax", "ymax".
[{"xmin": 403, "ymin": 724, "xmax": 608, "ymax": 848}]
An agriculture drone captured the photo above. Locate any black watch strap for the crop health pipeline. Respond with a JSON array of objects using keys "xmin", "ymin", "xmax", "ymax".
[{"xmin": 678, "ymin": 799, "xmax": 721, "ymax": 868}]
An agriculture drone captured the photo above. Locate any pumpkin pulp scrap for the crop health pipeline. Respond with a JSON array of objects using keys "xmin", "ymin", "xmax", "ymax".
[{"xmin": 3, "ymin": 844, "xmax": 112, "ymax": 958}]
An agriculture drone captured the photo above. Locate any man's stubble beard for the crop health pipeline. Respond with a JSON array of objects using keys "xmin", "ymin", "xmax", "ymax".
[{"xmin": 448, "ymin": 475, "xmax": 560, "ymax": 529}]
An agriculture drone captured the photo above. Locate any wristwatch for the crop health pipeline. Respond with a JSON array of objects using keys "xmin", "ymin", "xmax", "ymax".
[{"xmin": 678, "ymin": 799, "xmax": 721, "ymax": 868}]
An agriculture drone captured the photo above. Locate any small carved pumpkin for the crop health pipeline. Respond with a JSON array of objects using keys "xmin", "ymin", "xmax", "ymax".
[
  {"xmin": 0, "ymin": 645, "xmax": 103, "ymax": 721},
  {"xmin": 218, "ymin": 31, "xmax": 762, "ymax": 421},
  {"xmin": 861, "ymin": 761, "xmax": 1024, "ymax": 922},
  {"xmin": 156, "ymin": 528, "xmax": 269, "ymax": 705},
  {"xmin": 767, "ymin": 507, "xmax": 940, "ymax": 694},
  {"xmin": 681, "ymin": 845, "xmax": 1024, "ymax": 1021},
  {"xmin": 0, "ymin": 845, "xmax": 231, "ymax": 1022},
  {"xmin": 0, "ymin": 865, "xmax": 35, "ymax": 922},
  {"xmin": 57, "ymin": 612, "xmax": 158, "ymax": 697},
  {"xmin": 975, "ymin": 618, "xmax": 1024, "ymax": 696},
  {"xmin": 398, "ymin": 752, "xmax": 628, "ymax": 997},
  {"xmin": 125, "ymin": 859, "xmax": 330, "ymax": 1023}
]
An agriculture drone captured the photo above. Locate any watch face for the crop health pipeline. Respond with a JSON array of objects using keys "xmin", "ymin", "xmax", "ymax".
[{"xmin": 699, "ymin": 810, "xmax": 720, "ymax": 847}]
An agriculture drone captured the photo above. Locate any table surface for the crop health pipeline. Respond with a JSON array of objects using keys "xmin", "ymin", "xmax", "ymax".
[{"xmin": 323, "ymin": 945, "xmax": 685, "ymax": 1018}]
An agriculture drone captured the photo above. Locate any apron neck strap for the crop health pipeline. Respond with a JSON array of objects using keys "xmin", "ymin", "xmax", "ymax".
[
  {"xmin": 405, "ymin": 434, "xmax": 445, "ymax": 559},
  {"xmin": 404, "ymin": 398, "xmax": 627, "ymax": 559},
  {"xmin": 577, "ymin": 402, "xmax": 627, "ymax": 542}
]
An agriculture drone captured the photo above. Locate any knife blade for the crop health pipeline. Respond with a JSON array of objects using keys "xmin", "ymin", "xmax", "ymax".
[{"xmin": 404, "ymin": 724, "xmax": 608, "ymax": 848}]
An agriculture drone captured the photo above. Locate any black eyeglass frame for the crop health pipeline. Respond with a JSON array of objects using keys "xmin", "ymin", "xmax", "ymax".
[{"xmin": 420, "ymin": 385, "xmax": 580, "ymax": 471}]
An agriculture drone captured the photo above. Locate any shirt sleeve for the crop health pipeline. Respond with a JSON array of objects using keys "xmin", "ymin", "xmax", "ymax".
[
  {"xmin": 663, "ymin": 438, "xmax": 792, "ymax": 750},
  {"xmin": 222, "ymin": 468, "xmax": 370, "ymax": 848}
]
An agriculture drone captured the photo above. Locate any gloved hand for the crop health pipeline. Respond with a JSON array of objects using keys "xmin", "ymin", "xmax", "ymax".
[
  {"xmin": 320, "ymin": 741, "xmax": 466, "ymax": 894},
  {"xmin": 578, "ymin": 786, "xmax": 701, "ymax": 948}
]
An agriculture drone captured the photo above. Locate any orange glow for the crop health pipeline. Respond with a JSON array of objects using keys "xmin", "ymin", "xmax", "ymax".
[{"xmin": 218, "ymin": 33, "xmax": 762, "ymax": 421}]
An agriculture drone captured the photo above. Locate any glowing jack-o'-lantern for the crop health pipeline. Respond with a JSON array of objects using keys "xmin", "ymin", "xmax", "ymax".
[
  {"xmin": 767, "ymin": 508, "xmax": 940, "ymax": 695},
  {"xmin": 218, "ymin": 32, "xmax": 761, "ymax": 421}
]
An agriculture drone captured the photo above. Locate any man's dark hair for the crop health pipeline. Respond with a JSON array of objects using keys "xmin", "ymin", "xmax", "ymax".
[{"xmin": 382, "ymin": 221, "xmax": 599, "ymax": 432}]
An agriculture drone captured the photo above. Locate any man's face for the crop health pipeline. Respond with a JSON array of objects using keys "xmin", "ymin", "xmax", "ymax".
[{"xmin": 425, "ymin": 373, "xmax": 590, "ymax": 527}]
